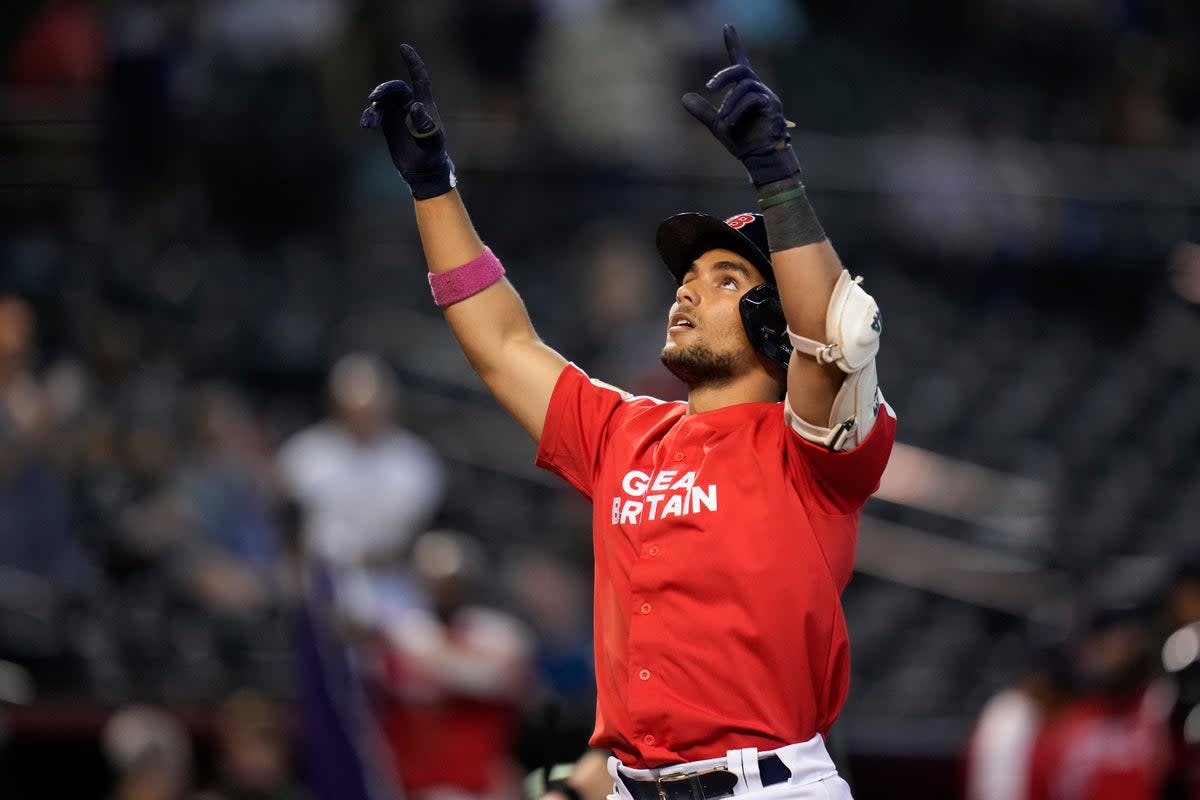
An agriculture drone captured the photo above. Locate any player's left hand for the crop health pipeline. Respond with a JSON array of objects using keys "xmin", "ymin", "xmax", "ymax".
[{"xmin": 682, "ymin": 25, "xmax": 800, "ymax": 187}]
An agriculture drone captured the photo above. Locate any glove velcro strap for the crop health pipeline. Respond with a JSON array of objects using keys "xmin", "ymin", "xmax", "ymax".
[
  {"xmin": 406, "ymin": 156, "xmax": 457, "ymax": 200},
  {"xmin": 743, "ymin": 146, "xmax": 801, "ymax": 187}
]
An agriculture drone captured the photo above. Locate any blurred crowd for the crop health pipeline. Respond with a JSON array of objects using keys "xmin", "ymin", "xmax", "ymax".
[
  {"xmin": 966, "ymin": 562, "xmax": 1200, "ymax": 800},
  {"xmin": 0, "ymin": 289, "xmax": 596, "ymax": 797},
  {"xmin": 0, "ymin": 0, "xmax": 1198, "ymax": 798},
  {"xmin": 102, "ymin": 694, "xmax": 305, "ymax": 800}
]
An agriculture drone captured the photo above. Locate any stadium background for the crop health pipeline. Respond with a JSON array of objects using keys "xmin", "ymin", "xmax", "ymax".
[{"xmin": 0, "ymin": 0, "xmax": 1198, "ymax": 798}]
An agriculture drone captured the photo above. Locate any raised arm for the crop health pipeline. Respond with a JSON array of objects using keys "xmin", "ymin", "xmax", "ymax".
[
  {"xmin": 361, "ymin": 46, "xmax": 566, "ymax": 441},
  {"xmin": 683, "ymin": 26, "xmax": 883, "ymax": 450}
]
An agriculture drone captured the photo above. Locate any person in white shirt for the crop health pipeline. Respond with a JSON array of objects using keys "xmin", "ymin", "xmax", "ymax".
[
  {"xmin": 278, "ymin": 352, "xmax": 446, "ymax": 625},
  {"xmin": 966, "ymin": 638, "xmax": 1071, "ymax": 800}
]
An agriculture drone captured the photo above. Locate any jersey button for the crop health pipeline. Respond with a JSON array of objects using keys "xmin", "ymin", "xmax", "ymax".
[
  {"xmin": 647, "ymin": 545, "xmax": 659, "ymax": 557},
  {"xmin": 640, "ymin": 602, "xmax": 652, "ymax": 615},
  {"xmin": 638, "ymin": 668, "xmax": 651, "ymax": 681},
  {"xmin": 673, "ymin": 453, "xmax": 685, "ymax": 462},
  {"xmin": 643, "ymin": 734, "xmax": 656, "ymax": 746}
]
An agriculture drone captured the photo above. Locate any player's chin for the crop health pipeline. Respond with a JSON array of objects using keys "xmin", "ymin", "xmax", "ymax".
[
  {"xmin": 661, "ymin": 332, "xmax": 689, "ymax": 354},
  {"xmin": 665, "ymin": 325, "xmax": 695, "ymax": 343}
]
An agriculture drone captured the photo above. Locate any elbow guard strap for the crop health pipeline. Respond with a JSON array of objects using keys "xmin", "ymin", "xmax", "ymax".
[{"xmin": 786, "ymin": 363, "xmax": 883, "ymax": 451}]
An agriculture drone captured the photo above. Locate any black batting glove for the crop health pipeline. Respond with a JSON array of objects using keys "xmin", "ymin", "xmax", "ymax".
[
  {"xmin": 360, "ymin": 45, "xmax": 457, "ymax": 199},
  {"xmin": 683, "ymin": 25, "xmax": 801, "ymax": 187}
]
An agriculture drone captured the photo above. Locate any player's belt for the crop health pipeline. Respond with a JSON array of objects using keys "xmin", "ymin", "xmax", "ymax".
[{"xmin": 618, "ymin": 755, "xmax": 792, "ymax": 800}]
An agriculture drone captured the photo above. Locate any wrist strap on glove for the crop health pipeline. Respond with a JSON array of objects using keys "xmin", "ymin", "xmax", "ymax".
[
  {"xmin": 743, "ymin": 143, "xmax": 801, "ymax": 187},
  {"xmin": 406, "ymin": 155, "xmax": 457, "ymax": 200}
]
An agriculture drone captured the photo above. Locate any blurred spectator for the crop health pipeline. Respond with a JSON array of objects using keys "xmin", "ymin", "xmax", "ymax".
[
  {"xmin": 51, "ymin": 341, "xmax": 270, "ymax": 619},
  {"xmin": 0, "ymin": 409, "xmax": 87, "ymax": 591},
  {"xmin": 503, "ymin": 549, "xmax": 595, "ymax": 777},
  {"xmin": 195, "ymin": 690, "xmax": 306, "ymax": 800},
  {"xmin": 278, "ymin": 353, "xmax": 445, "ymax": 583},
  {"xmin": 503, "ymin": 550, "xmax": 592, "ymax": 703},
  {"xmin": 103, "ymin": 705, "xmax": 193, "ymax": 800},
  {"xmin": 173, "ymin": 384, "xmax": 280, "ymax": 578},
  {"xmin": 1168, "ymin": 242, "xmax": 1200, "ymax": 307},
  {"xmin": 46, "ymin": 310, "xmax": 141, "ymax": 410},
  {"xmin": 1104, "ymin": 40, "xmax": 1179, "ymax": 148},
  {"xmin": 965, "ymin": 632, "xmax": 1071, "ymax": 800},
  {"xmin": 1026, "ymin": 604, "xmax": 1172, "ymax": 800},
  {"xmin": 1163, "ymin": 560, "xmax": 1200, "ymax": 800},
  {"xmin": 374, "ymin": 530, "xmax": 533, "ymax": 800},
  {"xmin": 281, "ymin": 355, "xmax": 444, "ymax": 799},
  {"xmin": 0, "ymin": 296, "xmax": 50, "ymax": 443},
  {"xmin": 5, "ymin": 0, "xmax": 107, "ymax": 92},
  {"xmin": 1167, "ymin": 560, "xmax": 1200, "ymax": 633},
  {"xmin": 37, "ymin": 308, "xmax": 279, "ymax": 696},
  {"xmin": 1147, "ymin": 242, "xmax": 1200, "ymax": 374},
  {"xmin": 43, "ymin": 310, "xmax": 184, "ymax": 472},
  {"xmin": 0, "ymin": 410, "xmax": 92, "ymax": 684},
  {"xmin": 0, "ymin": 296, "xmax": 92, "ymax": 690}
]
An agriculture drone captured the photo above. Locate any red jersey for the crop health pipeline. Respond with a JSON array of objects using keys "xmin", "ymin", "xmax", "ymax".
[
  {"xmin": 1026, "ymin": 687, "xmax": 1172, "ymax": 800},
  {"xmin": 535, "ymin": 364, "xmax": 896, "ymax": 768}
]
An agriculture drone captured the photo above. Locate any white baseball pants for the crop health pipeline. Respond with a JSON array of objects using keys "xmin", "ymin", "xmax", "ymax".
[{"xmin": 607, "ymin": 734, "xmax": 855, "ymax": 800}]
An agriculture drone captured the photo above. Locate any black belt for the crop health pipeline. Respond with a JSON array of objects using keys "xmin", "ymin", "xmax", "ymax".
[{"xmin": 619, "ymin": 755, "xmax": 791, "ymax": 800}]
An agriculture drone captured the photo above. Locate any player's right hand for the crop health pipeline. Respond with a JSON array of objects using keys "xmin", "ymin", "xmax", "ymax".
[{"xmin": 360, "ymin": 44, "xmax": 457, "ymax": 199}]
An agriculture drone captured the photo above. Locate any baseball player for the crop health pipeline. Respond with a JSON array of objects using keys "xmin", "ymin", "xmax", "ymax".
[{"xmin": 361, "ymin": 25, "xmax": 896, "ymax": 800}]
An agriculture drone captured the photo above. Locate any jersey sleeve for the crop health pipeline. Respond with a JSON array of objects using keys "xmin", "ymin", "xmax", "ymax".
[
  {"xmin": 785, "ymin": 397, "xmax": 897, "ymax": 514},
  {"xmin": 535, "ymin": 363, "xmax": 629, "ymax": 499}
]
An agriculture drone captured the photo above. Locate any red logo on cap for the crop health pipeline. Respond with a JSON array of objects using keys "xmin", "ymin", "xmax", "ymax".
[{"xmin": 725, "ymin": 213, "xmax": 755, "ymax": 229}]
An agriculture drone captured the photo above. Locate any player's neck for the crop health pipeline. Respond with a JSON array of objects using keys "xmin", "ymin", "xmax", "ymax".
[{"xmin": 686, "ymin": 371, "xmax": 780, "ymax": 415}]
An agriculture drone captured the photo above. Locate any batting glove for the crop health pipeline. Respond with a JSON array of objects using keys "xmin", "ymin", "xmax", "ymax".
[
  {"xmin": 360, "ymin": 44, "xmax": 456, "ymax": 200},
  {"xmin": 683, "ymin": 25, "xmax": 800, "ymax": 187}
]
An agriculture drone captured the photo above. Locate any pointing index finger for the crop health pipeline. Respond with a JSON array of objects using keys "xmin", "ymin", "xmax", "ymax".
[
  {"xmin": 400, "ymin": 44, "xmax": 433, "ymax": 102},
  {"xmin": 723, "ymin": 24, "xmax": 750, "ymax": 67}
]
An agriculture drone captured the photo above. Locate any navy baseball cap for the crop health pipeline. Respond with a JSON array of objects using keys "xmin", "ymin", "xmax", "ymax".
[{"xmin": 656, "ymin": 212, "xmax": 775, "ymax": 286}]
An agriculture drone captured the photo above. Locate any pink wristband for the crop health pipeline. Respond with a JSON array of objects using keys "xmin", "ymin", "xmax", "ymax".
[{"xmin": 428, "ymin": 247, "xmax": 506, "ymax": 308}]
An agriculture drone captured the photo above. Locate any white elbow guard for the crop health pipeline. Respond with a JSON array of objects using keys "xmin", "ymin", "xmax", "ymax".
[
  {"xmin": 786, "ymin": 270, "xmax": 883, "ymax": 451},
  {"xmin": 788, "ymin": 270, "xmax": 881, "ymax": 372}
]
